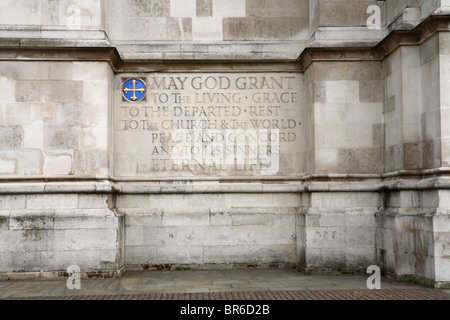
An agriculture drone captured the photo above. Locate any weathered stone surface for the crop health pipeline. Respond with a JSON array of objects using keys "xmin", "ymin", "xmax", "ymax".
[
  {"xmin": 196, "ymin": 0, "xmax": 212, "ymax": 17},
  {"xmin": 0, "ymin": 1, "xmax": 449, "ymax": 289},
  {"xmin": 114, "ymin": 73, "xmax": 305, "ymax": 177},
  {"xmin": 0, "ymin": 126, "xmax": 23, "ymax": 150}
]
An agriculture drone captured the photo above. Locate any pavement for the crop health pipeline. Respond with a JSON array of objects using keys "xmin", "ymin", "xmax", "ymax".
[{"xmin": 1, "ymin": 269, "xmax": 450, "ymax": 300}]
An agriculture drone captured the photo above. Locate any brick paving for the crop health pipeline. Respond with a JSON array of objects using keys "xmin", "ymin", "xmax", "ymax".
[{"xmin": 9, "ymin": 289, "xmax": 450, "ymax": 300}]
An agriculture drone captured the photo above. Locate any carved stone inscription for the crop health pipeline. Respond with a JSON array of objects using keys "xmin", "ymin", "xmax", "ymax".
[{"xmin": 114, "ymin": 73, "xmax": 305, "ymax": 176}]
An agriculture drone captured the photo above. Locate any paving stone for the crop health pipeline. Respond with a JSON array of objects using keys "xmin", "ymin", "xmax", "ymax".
[{"xmin": 1, "ymin": 270, "xmax": 449, "ymax": 300}]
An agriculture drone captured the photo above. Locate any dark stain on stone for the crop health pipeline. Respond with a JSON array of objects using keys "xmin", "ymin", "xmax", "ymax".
[{"xmin": 151, "ymin": 264, "xmax": 171, "ymax": 270}]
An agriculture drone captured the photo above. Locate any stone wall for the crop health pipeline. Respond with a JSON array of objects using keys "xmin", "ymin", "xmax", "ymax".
[
  {"xmin": 0, "ymin": 192, "xmax": 123, "ymax": 277},
  {"xmin": 0, "ymin": 58, "xmax": 120, "ymax": 278},
  {"xmin": 106, "ymin": 0, "xmax": 309, "ymax": 42},
  {"xmin": 122, "ymin": 193, "xmax": 299, "ymax": 268},
  {"xmin": 0, "ymin": 1, "xmax": 449, "ymax": 288},
  {"xmin": 0, "ymin": 61, "xmax": 112, "ymax": 176}
]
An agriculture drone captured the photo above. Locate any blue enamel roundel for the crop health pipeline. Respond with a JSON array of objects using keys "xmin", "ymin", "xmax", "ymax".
[{"xmin": 122, "ymin": 78, "xmax": 146, "ymax": 102}]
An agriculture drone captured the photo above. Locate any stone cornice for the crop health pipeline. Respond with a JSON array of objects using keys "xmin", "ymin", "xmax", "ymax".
[
  {"xmin": 298, "ymin": 15, "xmax": 450, "ymax": 70},
  {"xmin": 0, "ymin": 171, "xmax": 449, "ymax": 194},
  {"xmin": 0, "ymin": 16, "xmax": 448, "ymax": 73}
]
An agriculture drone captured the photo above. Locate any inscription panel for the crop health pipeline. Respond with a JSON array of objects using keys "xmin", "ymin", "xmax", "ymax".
[{"xmin": 114, "ymin": 73, "xmax": 305, "ymax": 177}]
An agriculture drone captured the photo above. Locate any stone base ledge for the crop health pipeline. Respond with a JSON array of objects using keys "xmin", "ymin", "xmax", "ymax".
[
  {"xmin": 385, "ymin": 271, "xmax": 450, "ymax": 289},
  {"xmin": 0, "ymin": 178, "xmax": 449, "ymax": 194},
  {"xmin": 0, "ymin": 264, "xmax": 295, "ymax": 280},
  {"xmin": 0, "ymin": 266, "xmax": 126, "ymax": 281},
  {"xmin": 114, "ymin": 41, "xmax": 306, "ymax": 61},
  {"xmin": 125, "ymin": 262, "xmax": 294, "ymax": 272},
  {"xmin": 300, "ymin": 266, "xmax": 368, "ymax": 275}
]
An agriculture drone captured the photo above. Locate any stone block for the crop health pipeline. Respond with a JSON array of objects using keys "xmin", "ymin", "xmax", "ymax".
[
  {"xmin": 117, "ymin": 195, "xmax": 150, "ymax": 209},
  {"xmin": 223, "ymin": 18, "xmax": 254, "ymax": 41},
  {"xmin": 4, "ymin": 103, "xmax": 31, "ymax": 125},
  {"xmin": 318, "ymin": 213, "xmax": 346, "ymax": 227},
  {"xmin": 404, "ymin": 142, "xmax": 422, "ymax": 169},
  {"xmin": 360, "ymin": 80, "xmax": 384, "ymax": 103},
  {"xmin": 43, "ymin": 155, "xmax": 72, "ymax": 175},
  {"xmin": 326, "ymin": 80, "xmax": 360, "ymax": 103},
  {"xmin": 346, "ymin": 212, "xmax": 376, "ymax": 227},
  {"xmin": 337, "ymin": 148, "xmax": 383, "ymax": 173},
  {"xmin": 53, "ymin": 209, "xmax": 108, "ymax": 229},
  {"xmin": 58, "ymin": 0, "xmax": 102, "ymax": 27},
  {"xmin": 231, "ymin": 213, "xmax": 294, "ymax": 226},
  {"xmin": 77, "ymin": 194, "xmax": 108, "ymax": 209},
  {"xmin": 40, "ymin": 250, "xmax": 118, "ymax": 270},
  {"xmin": 31, "ymin": 103, "xmax": 55, "ymax": 123},
  {"xmin": 0, "ymin": 158, "xmax": 16, "ymax": 174},
  {"xmin": 203, "ymin": 244, "xmax": 295, "ymax": 263},
  {"xmin": 212, "ymin": 0, "xmax": 246, "ymax": 17},
  {"xmin": 420, "ymin": 190, "xmax": 439, "ymax": 208},
  {"xmin": 72, "ymin": 62, "xmax": 109, "ymax": 81},
  {"xmin": 27, "ymin": 194, "xmax": 78, "ymax": 210},
  {"xmin": 22, "ymin": 229, "xmax": 65, "ymax": 252},
  {"xmin": 306, "ymin": 227, "xmax": 347, "ymax": 249},
  {"xmin": 304, "ymin": 247, "xmax": 323, "ymax": 267},
  {"xmin": 0, "ymin": 0, "xmax": 41, "ymax": 25},
  {"xmin": 0, "ymin": 77, "xmax": 16, "ymax": 103},
  {"xmin": 44, "ymin": 125, "xmax": 80, "ymax": 150},
  {"xmin": 39, "ymin": 81, "xmax": 83, "ymax": 103},
  {"xmin": 420, "ymin": 34, "xmax": 439, "ymax": 66},
  {"xmin": 170, "ymin": 0, "xmax": 196, "ymax": 17},
  {"xmin": 433, "ymin": 231, "xmax": 450, "ymax": 257},
  {"xmin": 64, "ymin": 228, "xmax": 118, "ymax": 251},
  {"xmin": 246, "ymin": 0, "xmax": 308, "ymax": 18},
  {"xmin": 125, "ymin": 226, "xmax": 144, "ymax": 246},
  {"xmin": 82, "ymin": 80, "xmax": 108, "ymax": 109},
  {"xmin": 124, "ymin": 246, "xmax": 156, "ymax": 265},
  {"xmin": 143, "ymin": 226, "xmax": 179, "ymax": 246},
  {"xmin": 222, "ymin": 194, "xmax": 275, "ymax": 208},
  {"xmin": 387, "ymin": 191, "xmax": 420, "ymax": 208},
  {"xmin": 314, "ymin": 62, "xmax": 383, "ymax": 81},
  {"xmin": 196, "ymin": 0, "xmax": 212, "ymax": 17},
  {"xmin": 166, "ymin": 17, "xmax": 192, "ymax": 40},
  {"xmin": 23, "ymin": 121, "xmax": 44, "ymax": 150},
  {"xmin": 126, "ymin": 212, "xmax": 163, "ymax": 227},
  {"xmin": 311, "ymin": 192, "xmax": 380, "ymax": 208},
  {"xmin": 16, "ymin": 149, "xmax": 42, "ymax": 175},
  {"xmin": 0, "ymin": 230, "xmax": 26, "ymax": 252},
  {"xmin": 209, "ymin": 210, "xmax": 232, "ymax": 226},
  {"xmin": 10, "ymin": 211, "xmax": 54, "ymax": 230},
  {"xmin": 0, "ymin": 212, "xmax": 9, "ymax": 230},
  {"xmin": 156, "ymin": 245, "xmax": 203, "ymax": 264},
  {"xmin": 49, "ymin": 62, "xmax": 73, "ymax": 80},
  {"xmin": 0, "ymin": 126, "xmax": 23, "ymax": 150},
  {"xmin": 434, "ymin": 256, "xmax": 450, "ymax": 282},
  {"xmin": 345, "ymin": 246, "xmax": 376, "ymax": 267},
  {"xmin": 41, "ymin": 0, "xmax": 60, "ymax": 26},
  {"xmin": 73, "ymin": 150, "xmax": 107, "ymax": 175},
  {"xmin": 114, "ymin": 153, "xmax": 137, "ymax": 176},
  {"xmin": 0, "ymin": 252, "xmax": 42, "ymax": 272},
  {"xmin": 55, "ymin": 102, "xmax": 87, "ymax": 126},
  {"xmin": 0, "ymin": 195, "xmax": 26, "ymax": 210},
  {"xmin": 314, "ymin": 149, "xmax": 338, "ymax": 173},
  {"xmin": 320, "ymin": 248, "xmax": 346, "ymax": 267},
  {"xmin": 433, "ymin": 214, "xmax": 450, "ymax": 233},
  {"xmin": 254, "ymin": 17, "xmax": 307, "ymax": 40},
  {"xmin": 162, "ymin": 211, "xmax": 210, "ymax": 226},
  {"xmin": 348, "ymin": 226, "xmax": 376, "ymax": 246},
  {"xmin": 192, "ymin": 17, "xmax": 222, "ymax": 40},
  {"xmin": 313, "ymin": 82, "xmax": 327, "ymax": 103},
  {"xmin": 319, "ymin": 0, "xmax": 382, "ymax": 27},
  {"xmin": 376, "ymin": 248, "xmax": 396, "ymax": 273}
]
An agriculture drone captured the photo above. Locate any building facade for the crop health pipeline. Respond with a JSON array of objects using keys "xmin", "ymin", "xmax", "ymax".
[{"xmin": 0, "ymin": 0, "xmax": 449, "ymax": 288}]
